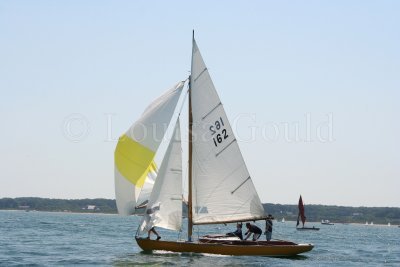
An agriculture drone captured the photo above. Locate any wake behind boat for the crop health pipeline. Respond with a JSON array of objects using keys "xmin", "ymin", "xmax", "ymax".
[{"xmin": 114, "ymin": 32, "xmax": 314, "ymax": 256}]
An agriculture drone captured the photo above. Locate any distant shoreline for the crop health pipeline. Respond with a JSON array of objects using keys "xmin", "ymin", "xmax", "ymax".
[
  {"xmin": 2, "ymin": 209, "xmax": 399, "ymax": 227},
  {"xmin": 0, "ymin": 209, "xmax": 116, "ymax": 216},
  {"xmin": 1, "ymin": 197, "xmax": 399, "ymax": 224}
]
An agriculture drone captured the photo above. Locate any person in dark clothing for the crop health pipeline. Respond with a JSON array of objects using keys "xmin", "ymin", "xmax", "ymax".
[
  {"xmin": 147, "ymin": 227, "xmax": 161, "ymax": 240},
  {"xmin": 265, "ymin": 214, "xmax": 274, "ymax": 241},
  {"xmin": 226, "ymin": 222, "xmax": 243, "ymax": 240},
  {"xmin": 244, "ymin": 222, "xmax": 262, "ymax": 241}
]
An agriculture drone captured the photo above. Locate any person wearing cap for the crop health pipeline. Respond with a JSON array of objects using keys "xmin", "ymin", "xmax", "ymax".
[
  {"xmin": 265, "ymin": 214, "xmax": 274, "ymax": 241},
  {"xmin": 244, "ymin": 222, "xmax": 262, "ymax": 241}
]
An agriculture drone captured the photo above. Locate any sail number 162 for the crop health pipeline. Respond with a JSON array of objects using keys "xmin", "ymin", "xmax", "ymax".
[{"xmin": 209, "ymin": 117, "xmax": 228, "ymax": 147}]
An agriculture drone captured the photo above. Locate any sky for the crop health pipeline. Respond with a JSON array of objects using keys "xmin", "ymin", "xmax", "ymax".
[{"xmin": 0, "ymin": 1, "xmax": 399, "ymax": 207}]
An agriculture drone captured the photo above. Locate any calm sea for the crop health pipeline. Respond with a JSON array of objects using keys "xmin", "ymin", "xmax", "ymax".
[{"xmin": 0, "ymin": 210, "xmax": 399, "ymax": 266}]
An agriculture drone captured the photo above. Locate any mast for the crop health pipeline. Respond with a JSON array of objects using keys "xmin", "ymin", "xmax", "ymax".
[{"xmin": 187, "ymin": 30, "xmax": 194, "ymax": 241}]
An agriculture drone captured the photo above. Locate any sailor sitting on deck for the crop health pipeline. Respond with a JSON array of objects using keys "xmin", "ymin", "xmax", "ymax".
[
  {"xmin": 226, "ymin": 222, "xmax": 243, "ymax": 240},
  {"xmin": 244, "ymin": 223, "xmax": 262, "ymax": 241}
]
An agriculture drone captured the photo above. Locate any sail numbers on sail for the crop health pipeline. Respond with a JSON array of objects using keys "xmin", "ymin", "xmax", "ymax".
[{"xmin": 210, "ymin": 117, "xmax": 229, "ymax": 147}]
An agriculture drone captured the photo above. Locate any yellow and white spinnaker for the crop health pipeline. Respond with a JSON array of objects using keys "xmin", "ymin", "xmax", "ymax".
[{"xmin": 114, "ymin": 81, "xmax": 184, "ymax": 215}]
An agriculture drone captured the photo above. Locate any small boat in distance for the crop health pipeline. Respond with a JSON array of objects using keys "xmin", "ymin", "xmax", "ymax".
[
  {"xmin": 321, "ymin": 220, "xmax": 334, "ymax": 225},
  {"xmin": 296, "ymin": 195, "xmax": 320, "ymax": 231},
  {"xmin": 281, "ymin": 217, "xmax": 285, "ymax": 223}
]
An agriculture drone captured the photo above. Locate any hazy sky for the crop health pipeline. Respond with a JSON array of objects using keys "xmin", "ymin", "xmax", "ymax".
[{"xmin": 1, "ymin": 1, "xmax": 399, "ymax": 207}]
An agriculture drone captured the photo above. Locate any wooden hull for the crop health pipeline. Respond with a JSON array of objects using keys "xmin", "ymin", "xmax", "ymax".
[
  {"xmin": 296, "ymin": 227, "xmax": 320, "ymax": 231},
  {"xmin": 135, "ymin": 237, "xmax": 313, "ymax": 256}
]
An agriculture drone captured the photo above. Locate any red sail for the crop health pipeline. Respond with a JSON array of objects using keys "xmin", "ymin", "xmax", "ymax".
[{"xmin": 297, "ymin": 195, "xmax": 306, "ymax": 227}]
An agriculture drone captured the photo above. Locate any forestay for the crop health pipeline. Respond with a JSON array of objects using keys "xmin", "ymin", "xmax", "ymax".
[
  {"xmin": 114, "ymin": 81, "xmax": 184, "ymax": 215},
  {"xmin": 190, "ymin": 39, "xmax": 265, "ymax": 224}
]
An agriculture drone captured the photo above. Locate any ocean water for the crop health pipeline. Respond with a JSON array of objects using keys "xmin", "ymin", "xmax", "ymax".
[{"xmin": 0, "ymin": 210, "xmax": 399, "ymax": 266}]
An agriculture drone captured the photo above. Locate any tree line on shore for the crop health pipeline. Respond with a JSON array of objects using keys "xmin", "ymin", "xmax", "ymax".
[
  {"xmin": 0, "ymin": 197, "xmax": 399, "ymax": 224},
  {"xmin": 263, "ymin": 203, "xmax": 400, "ymax": 225},
  {"xmin": 0, "ymin": 197, "xmax": 116, "ymax": 214}
]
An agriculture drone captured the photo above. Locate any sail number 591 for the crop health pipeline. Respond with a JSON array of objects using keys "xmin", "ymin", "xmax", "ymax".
[{"xmin": 209, "ymin": 117, "xmax": 228, "ymax": 147}]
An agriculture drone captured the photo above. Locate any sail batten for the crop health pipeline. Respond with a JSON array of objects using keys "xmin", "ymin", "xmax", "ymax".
[
  {"xmin": 194, "ymin": 68, "xmax": 208, "ymax": 82},
  {"xmin": 215, "ymin": 139, "xmax": 237, "ymax": 157},
  {"xmin": 202, "ymin": 102, "xmax": 222, "ymax": 120},
  {"xmin": 231, "ymin": 176, "xmax": 251, "ymax": 194}
]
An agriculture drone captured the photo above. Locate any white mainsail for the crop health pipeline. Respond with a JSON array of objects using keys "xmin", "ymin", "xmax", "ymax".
[
  {"xmin": 140, "ymin": 120, "xmax": 183, "ymax": 232},
  {"xmin": 114, "ymin": 81, "xmax": 184, "ymax": 215},
  {"xmin": 190, "ymin": 38, "xmax": 265, "ymax": 224}
]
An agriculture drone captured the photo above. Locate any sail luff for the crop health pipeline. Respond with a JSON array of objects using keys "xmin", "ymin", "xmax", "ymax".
[{"xmin": 187, "ymin": 30, "xmax": 194, "ymax": 241}]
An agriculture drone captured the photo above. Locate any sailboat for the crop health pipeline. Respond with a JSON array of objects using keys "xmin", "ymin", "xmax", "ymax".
[
  {"xmin": 296, "ymin": 195, "xmax": 320, "ymax": 231},
  {"xmin": 114, "ymin": 32, "xmax": 314, "ymax": 256}
]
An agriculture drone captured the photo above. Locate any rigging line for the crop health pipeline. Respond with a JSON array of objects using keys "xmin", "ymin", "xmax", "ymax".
[
  {"xmin": 177, "ymin": 80, "xmax": 190, "ymax": 199},
  {"xmin": 135, "ymin": 222, "xmax": 142, "ymax": 238},
  {"xmin": 231, "ymin": 176, "xmax": 251, "ymax": 194},
  {"xmin": 202, "ymin": 102, "xmax": 222, "ymax": 120},
  {"xmin": 177, "ymin": 86, "xmax": 189, "ymax": 117}
]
